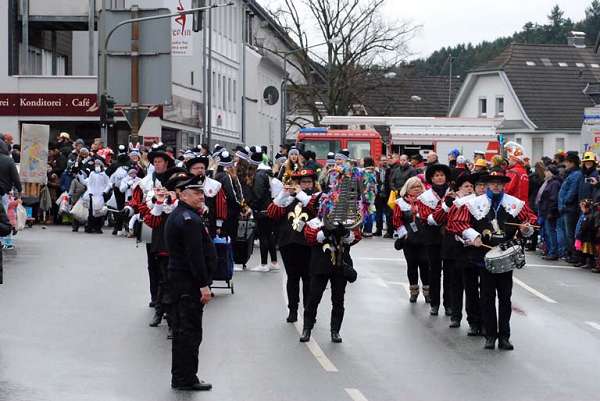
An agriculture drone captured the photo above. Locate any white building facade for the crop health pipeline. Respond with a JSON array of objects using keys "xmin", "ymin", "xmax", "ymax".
[{"xmin": 0, "ymin": 0, "xmax": 300, "ymax": 154}]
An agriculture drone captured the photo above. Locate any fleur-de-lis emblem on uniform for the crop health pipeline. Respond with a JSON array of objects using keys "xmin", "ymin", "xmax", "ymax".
[{"xmin": 288, "ymin": 203, "xmax": 309, "ymax": 231}]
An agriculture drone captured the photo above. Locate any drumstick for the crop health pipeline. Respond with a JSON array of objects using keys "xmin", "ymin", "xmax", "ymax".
[
  {"xmin": 504, "ymin": 222, "xmax": 541, "ymax": 229},
  {"xmin": 481, "ymin": 244, "xmax": 493, "ymax": 250}
]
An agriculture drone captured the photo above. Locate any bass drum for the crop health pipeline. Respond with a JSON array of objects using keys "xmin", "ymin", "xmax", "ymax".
[{"xmin": 484, "ymin": 244, "xmax": 526, "ymax": 274}]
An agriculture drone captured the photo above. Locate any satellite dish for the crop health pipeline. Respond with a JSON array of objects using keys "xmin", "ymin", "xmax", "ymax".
[{"xmin": 263, "ymin": 86, "xmax": 280, "ymax": 105}]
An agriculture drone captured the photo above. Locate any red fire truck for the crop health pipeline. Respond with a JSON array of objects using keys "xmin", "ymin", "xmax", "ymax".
[{"xmin": 296, "ymin": 127, "xmax": 383, "ymax": 165}]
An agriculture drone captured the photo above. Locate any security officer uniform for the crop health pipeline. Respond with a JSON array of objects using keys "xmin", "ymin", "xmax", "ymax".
[{"xmin": 165, "ymin": 178, "xmax": 216, "ymax": 391}]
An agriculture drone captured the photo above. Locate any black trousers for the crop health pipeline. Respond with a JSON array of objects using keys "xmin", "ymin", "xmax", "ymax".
[
  {"xmin": 112, "ymin": 189, "xmax": 126, "ymax": 232},
  {"xmin": 169, "ymin": 271, "xmax": 204, "ymax": 387},
  {"xmin": 403, "ymin": 243, "xmax": 429, "ymax": 286},
  {"xmin": 85, "ymin": 195, "xmax": 104, "ymax": 232},
  {"xmin": 303, "ymin": 273, "xmax": 347, "ymax": 332},
  {"xmin": 480, "ymin": 268, "xmax": 512, "ymax": 339},
  {"xmin": 425, "ymin": 244, "xmax": 450, "ymax": 308},
  {"xmin": 280, "ymin": 243, "xmax": 310, "ymax": 311},
  {"xmin": 447, "ymin": 260, "xmax": 481, "ymax": 324},
  {"xmin": 256, "ymin": 216, "xmax": 277, "ymax": 265},
  {"xmin": 463, "ymin": 262, "xmax": 482, "ymax": 326},
  {"xmin": 146, "ymin": 244, "xmax": 170, "ymax": 309}
]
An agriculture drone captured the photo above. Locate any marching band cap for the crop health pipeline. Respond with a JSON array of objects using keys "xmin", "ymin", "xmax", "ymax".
[
  {"xmin": 235, "ymin": 145, "xmax": 250, "ymax": 161},
  {"xmin": 164, "ymin": 167, "xmax": 190, "ymax": 191},
  {"xmin": 250, "ymin": 150, "xmax": 263, "ymax": 166},
  {"xmin": 481, "ymin": 167, "xmax": 511, "ymax": 184},
  {"xmin": 425, "ymin": 164, "xmax": 451, "ymax": 184},
  {"xmin": 176, "ymin": 174, "xmax": 205, "ymax": 191},
  {"xmin": 217, "ymin": 151, "xmax": 234, "ymax": 167}
]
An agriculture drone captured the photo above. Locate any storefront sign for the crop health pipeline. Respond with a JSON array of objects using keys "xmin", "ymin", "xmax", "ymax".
[
  {"xmin": 20, "ymin": 124, "xmax": 50, "ymax": 184},
  {"xmin": 0, "ymin": 93, "xmax": 163, "ymax": 118},
  {"xmin": 165, "ymin": 0, "xmax": 194, "ymax": 56},
  {"xmin": 163, "ymin": 95, "xmax": 202, "ymax": 128}
]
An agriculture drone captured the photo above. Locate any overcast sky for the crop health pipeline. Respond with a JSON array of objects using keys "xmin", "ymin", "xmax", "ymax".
[
  {"xmin": 267, "ymin": 0, "xmax": 594, "ymax": 60},
  {"xmin": 392, "ymin": 0, "xmax": 592, "ymax": 59}
]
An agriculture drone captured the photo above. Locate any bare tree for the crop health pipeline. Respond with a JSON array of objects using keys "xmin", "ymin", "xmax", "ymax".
[{"xmin": 271, "ymin": 0, "xmax": 418, "ymax": 128}]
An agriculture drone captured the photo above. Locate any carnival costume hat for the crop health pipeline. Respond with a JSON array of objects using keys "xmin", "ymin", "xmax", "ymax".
[
  {"xmin": 275, "ymin": 154, "xmax": 287, "ymax": 165},
  {"xmin": 185, "ymin": 155, "xmax": 210, "ymax": 170},
  {"xmin": 335, "ymin": 148, "xmax": 350, "ymax": 161},
  {"xmin": 482, "ymin": 167, "xmax": 512, "ymax": 184},
  {"xmin": 504, "ymin": 141, "xmax": 525, "ymax": 163},
  {"xmin": 448, "ymin": 148, "xmax": 460, "ymax": 159},
  {"xmin": 291, "ymin": 169, "xmax": 317, "ymax": 180},
  {"xmin": 217, "ymin": 151, "xmax": 234, "ymax": 168},
  {"xmin": 582, "ymin": 151, "xmax": 596, "ymax": 163},
  {"xmin": 235, "ymin": 145, "xmax": 251, "ymax": 161},
  {"xmin": 454, "ymin": 173, "xmax": 476, "ymax": 190},
  {"xmin": 326, "ymin": 152, "xmax": 335, "ymax": 165},
  {"xmin": 425, "ymin": 164, "xmax": 451, "ymax": 184},
  {"xmin": 213, "ymin": 144, "xmax": 225, "ymax": 157},
  {"xmin": 148, "ymin": 143, "xmax": 175, "ymax": 167},
  {"xmin": 250, "ymin": 150, "xmax": 263, "ymax": 166},
  {"xmin": 474, "ymin": 158, "xmax": 488, "ymax": 168}
]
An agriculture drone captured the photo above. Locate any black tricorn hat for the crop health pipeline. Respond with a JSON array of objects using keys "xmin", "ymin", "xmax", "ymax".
[
  {"xmin": 454, "ymin": 173, "xmax": 476, "ymax": 190},
  {"xmin": 164, "ymin": 167, "xmax": 190, "ymax": 191},
  {"xmin": 185, "ymin": 155, "xmax": 210, "ymax": 171},
  {"xmin": 425, "ymin": 164, "xmax": 451, "ymax": 184},
  {"xmin": 148, "ymin": 143, "xmax": 174, "ymax": 167}
]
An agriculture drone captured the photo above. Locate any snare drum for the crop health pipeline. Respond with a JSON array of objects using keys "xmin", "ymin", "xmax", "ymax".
[{"xmin": 484, "ymin": 243, "xmax": 526, "ymax": 274}]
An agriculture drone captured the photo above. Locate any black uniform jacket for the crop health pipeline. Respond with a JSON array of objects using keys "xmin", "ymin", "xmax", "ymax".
[{"xmin": 165, "ymin": 201, "xmax": 216, "ymax": 288}]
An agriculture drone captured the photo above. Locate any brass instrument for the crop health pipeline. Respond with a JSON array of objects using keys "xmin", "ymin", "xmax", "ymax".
[{"xmin": 322, "ymin": 171, "xmax": 363, "ymax": 267}]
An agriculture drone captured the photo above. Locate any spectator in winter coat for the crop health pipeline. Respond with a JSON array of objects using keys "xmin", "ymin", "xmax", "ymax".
[
  {"xmin": 537, "ymin": 165, "xmax": 562, "ymax": 260},
  {"xmin": 578, "ymin": 152, "xmax": 600, "ymax": 202},
  {"xmin": 390, "ymin": 154, "xmax": 417, "ymax": 191},
  {"xmin": 558, "ymin": 152, "xmax": 583, "ymax": 262}
]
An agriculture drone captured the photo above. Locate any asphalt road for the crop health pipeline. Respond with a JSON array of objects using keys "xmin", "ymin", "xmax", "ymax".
[{"xmin": 1, "ymin": 226, "xmax": 600, "ymax": 401}]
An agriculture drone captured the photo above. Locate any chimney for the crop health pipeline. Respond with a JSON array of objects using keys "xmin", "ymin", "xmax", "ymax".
[{"xmin": 568, "ymin": 31, "xmax": 586, "ymax": 48}]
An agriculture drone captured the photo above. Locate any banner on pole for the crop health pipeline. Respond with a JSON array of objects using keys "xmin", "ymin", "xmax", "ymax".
[
  {"xmin": 20, "ymin": 124, "xmax": 50, "ymax": 184},
  {"xmin": 166, "ymin": 0, "xmax": 194, "ymax": 56}
]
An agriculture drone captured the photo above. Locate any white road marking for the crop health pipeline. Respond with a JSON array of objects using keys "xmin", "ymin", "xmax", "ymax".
[
  {"xmin": 513, "ymin": 277, "xmax": 558, "ymax": 304},
  {"xmin": 526, "ymin": 263, "xmax": 575, "ymax": 270},
  {"xmin": 585, "ymin": 321, "xmax": 600, "ymax": 331},
  {"xmin": 345, "ymin": 388, "xmax": 369, "ymax": 401},
  {"xmin": 280, "ymin": 273, "xmax": 339, "ymax": 373}
]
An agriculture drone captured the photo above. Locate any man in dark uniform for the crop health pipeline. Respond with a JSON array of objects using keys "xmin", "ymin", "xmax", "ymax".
[
  {"xmin": 448, "ymin": 169, "xmax": 536, "ymax": 350},
  {"xmin": 165, "ymin": 175, "xmax": 216, "ymax": 391}
]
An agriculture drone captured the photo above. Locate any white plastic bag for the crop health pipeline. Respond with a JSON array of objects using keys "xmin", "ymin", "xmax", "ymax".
[
  {"xmin": 70, "ymin": 198, "xmax": 89, "ymax": 223},
  {"xmin": 15, "ymin": 204, "xmax": 27, "ymax": 231},
  {"xmin": 57, "ymin": 192, "xmax": 71, "ymax": 215}
]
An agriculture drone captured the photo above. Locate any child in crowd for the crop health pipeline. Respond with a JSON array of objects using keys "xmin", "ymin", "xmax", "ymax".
[{"xmin": 575, "ymin": 199, "xmax": 595, "ymax": 269}]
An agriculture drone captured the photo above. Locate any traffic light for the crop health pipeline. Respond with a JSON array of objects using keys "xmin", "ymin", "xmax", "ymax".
[
  {"xmin": 105, "ymin": 95, "xmax": 116, "ymax": 126},
  {"xmin": 192, "ymin": 0, "xmax": 205, "ymax": 32}
]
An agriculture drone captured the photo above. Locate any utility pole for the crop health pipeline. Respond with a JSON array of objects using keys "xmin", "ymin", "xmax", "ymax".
[
  {"xmin": 206, "ymin": 0, "xmax": 213, "ymax": 148},
  {"xmin": 130, "ymin": 5, "xmax": 141, "ymax": 144}
]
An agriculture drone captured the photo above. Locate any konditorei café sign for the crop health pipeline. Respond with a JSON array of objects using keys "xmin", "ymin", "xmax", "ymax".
[{"xmin": 0, "ymin": 93, "xmax": 162, "ymax": 117}]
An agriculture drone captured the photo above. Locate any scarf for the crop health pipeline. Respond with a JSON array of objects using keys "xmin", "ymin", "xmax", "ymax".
[
  {"xmin": 486, "ymin": 188, "xmax": 504, "ymax": 210},
  {"xmin": 432, "ymin": 183, "xmax": 448, "ymax": 199}
]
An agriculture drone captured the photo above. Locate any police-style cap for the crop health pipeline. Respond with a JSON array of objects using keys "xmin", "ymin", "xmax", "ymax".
[{"xmin": 176, "ymin": 175, "xmax": 204, "ymax": 191}]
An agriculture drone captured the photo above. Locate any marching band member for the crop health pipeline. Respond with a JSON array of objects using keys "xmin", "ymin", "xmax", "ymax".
[
  {"xmin": 392, "ymin": 176, "xmax": 430, "ymax": 303},
  {"xmin": 447, "ymin": 169, "xmax": 536, "ymax": 350},
  {"xmin": 185, "ymin": 155, "xmax": 227, "ymax": 237},
  {"xmin": 431, "ymin": 173, "xmax": 476, "ymax": 329},
  {"xmin": 417, "ymin": 164, "xmax": 452, "ymax": 316},
  {"xmin": 267, "ymin": 169, "xmax": 320, "ymax": 322}
]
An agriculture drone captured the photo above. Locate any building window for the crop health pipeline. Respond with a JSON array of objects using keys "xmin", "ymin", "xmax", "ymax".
[
  {"xmin": 478, "ymin": 97, "xmax": 487, "ymax": 116},
  {"xmin": 217, "ymin": 74, "xmax": 222, "ymax": 109},
  {"xmin": 212, "ymin": 72, "xmax": 217, "ymax": 105},
  {"xmin": 233, "ymin": 80, "xmax": 237, "ymax": 113},
  {"xmin": 227, "ymin": 78, "xmax": 232, "ymax": 112},
  {"xmin": 495, "ymin": 96, "xmax": 504, "ymax": 116},
  {"xmin": 516, "ymin": 137, "xmax": 522, "ymax": 145},
  {"xmin": 556, "ymin": 137, "xmax": 565, "ymax": 152},
  {"xmin": 27, "ymin": 46, "xmax": 66, "ymax": 76},
  {"xmin": 222, "ymin": 75, "xmax": 227, "ymax": 110}
]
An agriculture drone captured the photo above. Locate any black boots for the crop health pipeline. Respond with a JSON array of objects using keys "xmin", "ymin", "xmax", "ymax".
[
  {"xmin": 467, "ymin": 324, "xmax": 482, "ymax": 336},
  {"xmin": 149, "ymin": 311, "xmax": 163, "ymax": 327},
  {"xmin": 286, "ymin": 309, "xmax": 298, "ymax": 323},
  {"xmin": 484, "ymin": 337, "xmax": 496, "ymax": 350},
  {"xmin": 498, "ymin": 337, "xmax": 514, "ymax": 350},
  {"xmin": 172, "ymin": 381, "xmax": 212, "ymax": 391},
  {"xmin": 409, "ymin": 285, "xmax": 419, "ymax": 303},
  {"xmin": 299, "ymin": 329, "xmax": 311, "ymax": 342},
  {"xmin": 331, "ymin": 331, "xmax": 343, "ymax": 343},
  {"xmin": 422, "ymin": 286, "xmax": 431, "ymax": 304}
]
